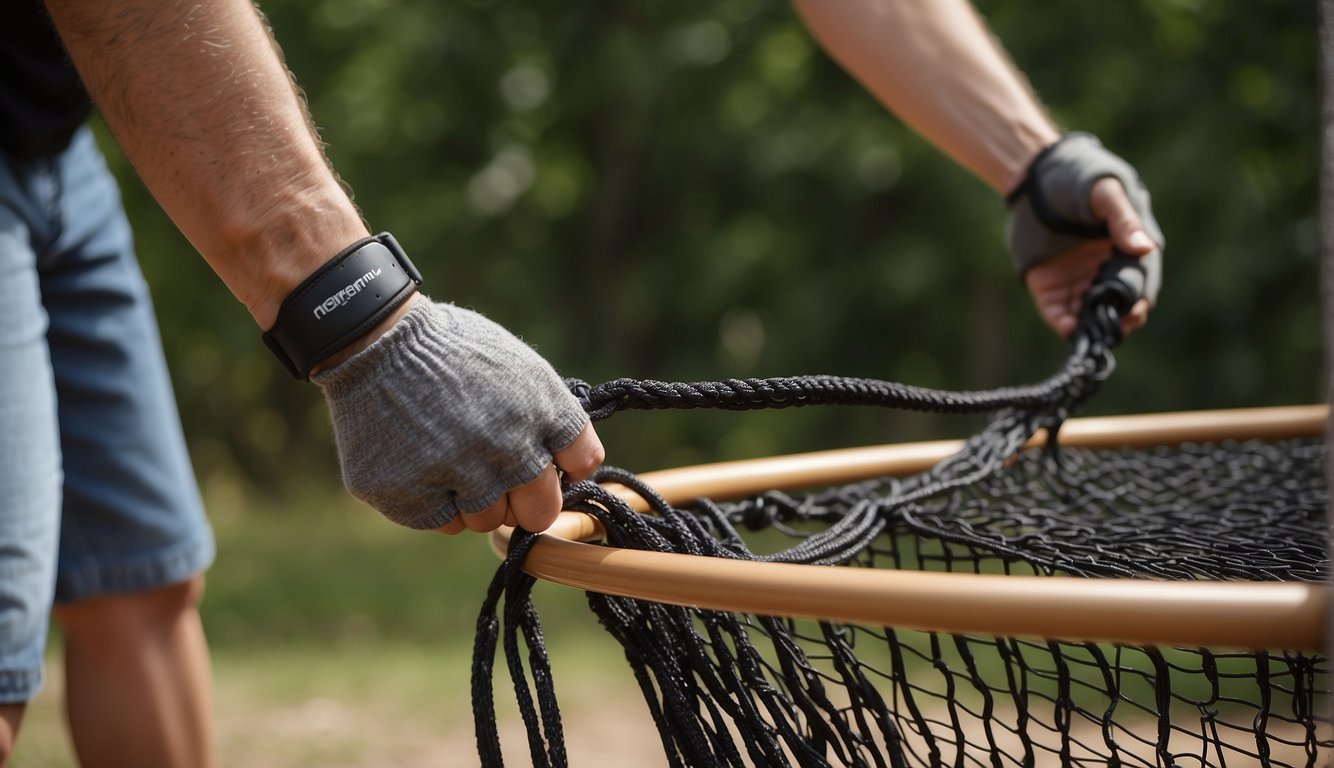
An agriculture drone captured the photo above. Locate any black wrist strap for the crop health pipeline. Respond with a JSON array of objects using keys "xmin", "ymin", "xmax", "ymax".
[{"xmin": 262, "ymin": 232, "xmax": 423, "ymax": 379}]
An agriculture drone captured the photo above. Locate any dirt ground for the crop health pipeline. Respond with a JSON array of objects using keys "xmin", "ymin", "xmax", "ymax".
[
  {"xmin": 12, "ymin": 651, "xmax": 1327, "ymax": 767},
  {"xmin": 10, "ymin": 647, "xmax": 670, "ymax": 768},
  {"xmin": 208, "ymin": 670, "xmax": 672, "ymax": 767}
]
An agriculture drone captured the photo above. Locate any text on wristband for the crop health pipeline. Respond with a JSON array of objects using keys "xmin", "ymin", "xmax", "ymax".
[{"xmin": 313, "ymin": 268, "xmax": 384, "ymax": 320}]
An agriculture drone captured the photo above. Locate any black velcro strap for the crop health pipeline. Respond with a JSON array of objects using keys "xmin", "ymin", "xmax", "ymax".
[{"xmin": 262, "ymin": 232, "xmax": 423, "ymax": 379}]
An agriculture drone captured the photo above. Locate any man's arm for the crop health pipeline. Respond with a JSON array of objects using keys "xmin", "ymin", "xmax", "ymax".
[
  {"xmin": 42, "ymin": 0, "xmax": 604, "ymax": 532},
  {"xmin": 793, "ymin": 0, "xmax": 1057, "ymax": 193},
  {"xmin": 793, "ymin": 0, "xmax": 1159, "ymax": 336},
  {"xmin": 43, "ymin": 0, "xmax": 364, "ymax": 329}
]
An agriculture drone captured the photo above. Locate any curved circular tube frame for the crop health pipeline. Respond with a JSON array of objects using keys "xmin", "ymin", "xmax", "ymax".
[{"xmin": 491, "ymin": 405, "xmax": 1329, "ymax": 651}]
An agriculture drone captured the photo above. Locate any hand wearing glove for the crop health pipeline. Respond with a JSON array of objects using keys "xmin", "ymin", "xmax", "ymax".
[
  {"xmin": 313, "ymin": 297, "xmax": 603, "ymax": 534},
  {"xmin": 46, "ymin": 0, "xmax": 607, "ymax": 538},
  {"xmin": 1006, "ymin": 132, "xmax": 1165, "ymax": 338}
]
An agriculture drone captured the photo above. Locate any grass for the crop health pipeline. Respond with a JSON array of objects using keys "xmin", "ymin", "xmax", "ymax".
[{"xmin": 197, "ymin": 487, "xmax": 597, "ymax": 648}]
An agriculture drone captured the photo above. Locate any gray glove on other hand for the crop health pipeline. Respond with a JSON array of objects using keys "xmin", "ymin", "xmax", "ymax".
[
  {"xmin": 313, "ymin": 299, "xmax": 589, "ymax": 529},
  {"xmin": 1005, "ymin": 132, "xmax": 1164, "ymax": 304}
]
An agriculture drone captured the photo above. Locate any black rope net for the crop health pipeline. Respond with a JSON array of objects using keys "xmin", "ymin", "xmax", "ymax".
[{"xmin": 471, "ymin": 266, "xmax": 1331, "ymax": 767}]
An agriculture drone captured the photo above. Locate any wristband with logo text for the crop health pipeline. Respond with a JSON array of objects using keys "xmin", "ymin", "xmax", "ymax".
[{"xmin": 262, "ymin": 232, "xmax": 423, "ymax": 379}]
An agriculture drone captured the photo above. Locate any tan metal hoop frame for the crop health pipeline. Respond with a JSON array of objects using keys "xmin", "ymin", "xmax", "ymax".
[{"xmin": 490, "ymin": 405, "xmax": 1329, "ymax": 651}]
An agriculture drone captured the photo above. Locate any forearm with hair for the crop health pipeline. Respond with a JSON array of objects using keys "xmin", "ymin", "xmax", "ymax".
[
  {"xmin": 793, "ymin": 0, "xmax": 1060, "ymax": 193},
  {"xmin": 43, "ymin": 0, "xmax": 368, "ymax": 327}
]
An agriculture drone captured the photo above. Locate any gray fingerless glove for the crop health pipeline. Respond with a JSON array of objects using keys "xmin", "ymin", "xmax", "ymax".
[
  {"xmin": 313, "ymin": 299, "xmax": 590, "ymax": 529},
  {"xmin": 1005, "ymin": 132, "xmax": 1164, "ymax": 304}
]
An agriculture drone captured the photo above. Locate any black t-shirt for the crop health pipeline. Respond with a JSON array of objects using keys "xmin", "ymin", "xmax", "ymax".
[{"xmin": 0, "ymin": 0, "xmax": 91, "ymax": 158}]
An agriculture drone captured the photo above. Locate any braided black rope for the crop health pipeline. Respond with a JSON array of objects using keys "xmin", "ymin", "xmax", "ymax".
[
  {"xmin": 565, "ymin": 328, "xmax": 1109, "ymax": 426},
  {"xmin": 565, "ymin": 271, "xmax": 1132, "ymax": 426},
  {"xmin": 469, "ymin": 265, "xmax": 1328, "ymax": 767}
]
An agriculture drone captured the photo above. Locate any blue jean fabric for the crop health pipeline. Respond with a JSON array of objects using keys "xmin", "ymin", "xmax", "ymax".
[{"xmin": 0, "ymin": 128, "xmax": 214, "ymax": 703}]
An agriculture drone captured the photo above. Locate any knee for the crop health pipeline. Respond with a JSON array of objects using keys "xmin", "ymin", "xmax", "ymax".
[{"xmin": 53, "ymin": 574, "xmax": 205, "ymax": 641}]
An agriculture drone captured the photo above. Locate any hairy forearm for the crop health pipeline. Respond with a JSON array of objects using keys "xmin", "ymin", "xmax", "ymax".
[
  {"xmin": 793, "ymin": 0, "xmax": 1060, "ymax": 193},
  {"xmin": 44, "ymin": 0, "xmax": 368, "ymax": 327}
]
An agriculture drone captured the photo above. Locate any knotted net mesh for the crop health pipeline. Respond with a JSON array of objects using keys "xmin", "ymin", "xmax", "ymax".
[{"xmin": 471, "ymin": 269, "xmax": 1330, "ymax": 767}]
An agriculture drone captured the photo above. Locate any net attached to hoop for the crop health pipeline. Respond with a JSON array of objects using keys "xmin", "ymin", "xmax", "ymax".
[{"xmin": 470, "ymin": 265, "xmax": 1331, "ymax": 767}]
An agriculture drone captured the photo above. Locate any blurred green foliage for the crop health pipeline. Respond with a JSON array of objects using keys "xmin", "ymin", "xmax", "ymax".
[
  {"xmin": 100, "ymin": 0, "xmax": 1322, "ymax": 502},
  {"xmin": 200, "ymin": 491, "xmax": 594, "ymax": 646}
]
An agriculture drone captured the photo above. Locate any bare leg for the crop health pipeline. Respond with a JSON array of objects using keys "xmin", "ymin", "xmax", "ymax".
[
  {"xmin": 52, "ymin": 575, "xmax": 213, "ymax": 768},
  {"xmin": 0, "ymin": 703, "xmax": 24, "ymax": 766}
]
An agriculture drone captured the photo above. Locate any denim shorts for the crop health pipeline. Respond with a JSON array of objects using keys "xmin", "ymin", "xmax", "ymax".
[{"xmin": 0, "ymin": 128, "xmax": 215, "ymax": 703}]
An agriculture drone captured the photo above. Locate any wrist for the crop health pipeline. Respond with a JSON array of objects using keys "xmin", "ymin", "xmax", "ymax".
[
  {"xmin": 222, "ymin": 190, "xmax": 371, "ymax": 329},
  {"xmin": 309, "ymin": 293, "xmax": 420, "ymax": 375},
  {"xmin": 996, "ymin": 123, "xmax": 1062, "ymax": 196},
  {"xmin": 261, "ymin": 232, "xmax": 424, "ymax": 378}
]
